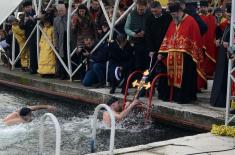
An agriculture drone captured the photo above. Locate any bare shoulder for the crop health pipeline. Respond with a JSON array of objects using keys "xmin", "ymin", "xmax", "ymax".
[{"xmin": 3, "ymin": 111, "xmax": 19, "ymax": 122}]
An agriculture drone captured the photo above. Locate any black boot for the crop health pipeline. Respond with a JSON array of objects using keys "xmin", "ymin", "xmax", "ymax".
[{"xmin": 109, "ymin": 87, "xmax": 116, "ymax": 94}]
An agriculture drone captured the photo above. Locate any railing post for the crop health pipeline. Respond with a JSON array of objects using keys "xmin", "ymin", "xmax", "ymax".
[
  {"xmin": 91, "ymin": 104, "xmax": 115, "ymax": 155},
  {"xmin": 39, "ymin": 113, "xmax": 61, "ymax": 155},
  {"xmin": 225, "ymin": 0, "xmax": 235, "ymax": 126},
  {"xmin": 11, "ymin": 34, "xmax": 16, "ymax": 70},
  {"xmin": 67, "ymin": 0, "xmax": 73, "ymax": 81},
  {"xmin": 108, "ymin": 0, "xmax": 119, "ymax": 41},
  {"xmin": 87, "ymin": 0, "xmax": 91, "ymax": 10},
  {"xmin": 36, "ymin": 0, "xmax": 42, "ymax": 62}
]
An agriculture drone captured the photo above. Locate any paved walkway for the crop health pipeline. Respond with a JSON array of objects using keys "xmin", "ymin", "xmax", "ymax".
[{"xmin": 87, "ymin": 133, "xmax": 235, "ymax": 155}]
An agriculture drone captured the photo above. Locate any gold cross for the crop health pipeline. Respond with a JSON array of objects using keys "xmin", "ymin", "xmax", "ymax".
[{"xmin": 132, "ymin": 70, "xmax": 151, "ymax": 99}]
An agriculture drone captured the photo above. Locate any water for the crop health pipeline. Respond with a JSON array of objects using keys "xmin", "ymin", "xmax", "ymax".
[{"xmin": 0, "ymin": 86, "xmax": 198, "ymax": 155}]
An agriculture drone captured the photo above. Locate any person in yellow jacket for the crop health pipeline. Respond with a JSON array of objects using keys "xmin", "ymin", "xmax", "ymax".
[
  {"xmin": 12, "ymin": 17, "xmax": 29, "ymax": 70},
  {"xmin": 37, "ymin": 13, "xmax": 56, "ymax": 76}
]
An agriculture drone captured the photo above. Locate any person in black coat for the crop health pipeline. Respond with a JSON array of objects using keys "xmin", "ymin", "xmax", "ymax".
[
  {"xmin": 108, "ymin": 34, "xmax": 134, "ymax": 94},
  {"xmin": 210, "ymin": 3, "xmax": 232, "ymax": 108},
  {"xmin": 144, "ymin": 1, "xmax": 172, "ymax": 100},
  {"xmin": 145, "ymin": 1, "xmax": 172, "ymax": 58}
]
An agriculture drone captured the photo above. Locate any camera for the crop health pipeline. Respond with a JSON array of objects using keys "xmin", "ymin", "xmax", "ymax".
[{"xmin": 77, "ymin": 46, "xmax": 84, "ymax": 53}]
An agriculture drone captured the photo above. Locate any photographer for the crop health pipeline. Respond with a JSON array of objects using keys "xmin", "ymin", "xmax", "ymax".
[{"xmin": 81, "ymin": 37, "xmax": 109, "ymax": 87}]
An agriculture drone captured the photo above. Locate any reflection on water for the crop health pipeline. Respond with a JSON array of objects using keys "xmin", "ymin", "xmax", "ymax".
[{"xmin": 0, "ymin": 86, "xmax": 198, "ymax": 155}]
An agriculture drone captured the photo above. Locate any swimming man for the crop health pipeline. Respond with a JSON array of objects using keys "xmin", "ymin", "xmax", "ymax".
[{"xmin": 3, "ymin": 105, "xmax": 56, "ymax": 126}]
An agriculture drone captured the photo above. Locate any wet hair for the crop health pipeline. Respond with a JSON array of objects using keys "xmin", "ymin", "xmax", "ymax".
[
  {"xmin": 19, "ymin": 107, "xmax": 31, "ymax": 116},
  {"xmin": 106, "ymin": 98, "xmax": 119, "ymax": 106}
]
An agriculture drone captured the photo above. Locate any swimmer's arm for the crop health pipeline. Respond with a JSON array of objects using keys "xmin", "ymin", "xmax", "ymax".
[
  {"xmin": 29, "ymin": 105, "xmax": 56, "ymax": 112},
  {"xmin": 124, "ymin": 101, "xmax": 131, "ymax": 109},
  {"xmin": 115, "ymin": 100, "xmax": 140, "ymax": 121}
]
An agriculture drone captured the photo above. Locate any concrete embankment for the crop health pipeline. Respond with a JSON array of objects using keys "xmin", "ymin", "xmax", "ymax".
[
  {"xmin": 87, "ymin": 133, "xmax": 235, "ymax": 155},
  {"xmin": 0, "ymin": 66, "xmax": 230, "ymax": 131}
]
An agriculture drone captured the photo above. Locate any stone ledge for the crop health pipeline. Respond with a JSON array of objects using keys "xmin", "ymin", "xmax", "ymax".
[{"xmin": 0, "ymin": 66, "xmax": 230, "ymax": 131}]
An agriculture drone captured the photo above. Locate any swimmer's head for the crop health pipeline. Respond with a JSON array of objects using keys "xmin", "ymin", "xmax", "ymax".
[
  {"xmin": 19, "ymin": 107, "xmax": 32, "ymax": 122},
  {"xmin": 106, "ymin": 98, "xmax": 121, "ymax": 111}
]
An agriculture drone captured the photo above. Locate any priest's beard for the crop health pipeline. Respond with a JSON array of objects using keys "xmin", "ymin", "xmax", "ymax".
[{"xmin": 172, "ymin": 16, "xmax": 182, "ymax": 25}]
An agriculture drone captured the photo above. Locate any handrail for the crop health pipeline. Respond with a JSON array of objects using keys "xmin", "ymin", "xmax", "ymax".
[
  {"xmin": 145, "ymin": 73, "xmax": 173, "ymax": 119},
  {"xmin": 91, "ymin": 104, "xmax": 115, "ymax": 155},
  {"xmin": 225, "ymin": 0, "xmax": 235, "ymax": 126},
  {"xmin": 39, "ymin": 113, "xmax": 61, "ymax": 155}
]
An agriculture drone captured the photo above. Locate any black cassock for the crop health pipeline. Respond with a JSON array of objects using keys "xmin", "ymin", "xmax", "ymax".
[
  {"xmin": 210, "ymin": 26, "xmax": 230, "ymax": 107},
  {"xmin": 157, "ymin": 54, "xmax": 197, "ymax": 104}
]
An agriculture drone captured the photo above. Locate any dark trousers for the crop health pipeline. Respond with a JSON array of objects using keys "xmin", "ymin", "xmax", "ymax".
[
  {"xmin": 82, "ymin": 63, "xmax": 106, "ymax": 86},
  {"xmin": 134, "ymin": 43, "xmax": 149, "ymax": 71},
  {"xmin": 108, "ymin": 62, "xmax": 132, "ymax": 92},
  {"xmin": 158, "ymin": 54, "xmax": 197, "ymax": 103},
  {"xmin": 56, "ymin": 53, "xmax": 68, "ymax": 79},
  {"xmin": 29, "ymin": 40, "xmax": 38, "ymax": 73}
]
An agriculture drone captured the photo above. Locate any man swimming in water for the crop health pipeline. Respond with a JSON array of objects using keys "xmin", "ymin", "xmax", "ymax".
[
  {"xmin": 103, "ymin": 98, "xmax": 142, "ymax": 126},
  {"xmin": 3, "ymin": 105, "xmax": 56, "ymax": 126}
]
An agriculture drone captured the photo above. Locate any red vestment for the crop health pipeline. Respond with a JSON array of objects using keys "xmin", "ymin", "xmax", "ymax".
[
  {"xmin": 159, "ymin": 14, "xmax": 206, "ymax": 89},
  {"xmin": 200, "ymin": 14, "xmax": 217, "ymax": 78},
  {"xmin": 219, "ymin": 18, "xmax": 229, "ymax": 31}
]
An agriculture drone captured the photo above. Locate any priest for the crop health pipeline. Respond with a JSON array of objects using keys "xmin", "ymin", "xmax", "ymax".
[
  {"xmin": 158, "ymin": 2, "xmax": 206, "ymax": 104},
  {"xmin": 199, "ymin": 0, "xmax": 217, "ymax": 79}
]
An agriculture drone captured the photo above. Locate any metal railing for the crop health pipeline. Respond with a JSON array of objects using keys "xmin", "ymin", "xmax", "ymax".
[
  {"xmin": 39, "ymin": 113, "xmax": 61, "ymax": 155},
  {"xmin": 225, "ymin": 0, "xmax": 235, "ymax": 126},
  {"xmin": 91, "ymin": 104, "xmax": 115, "ymax": 155},
  {"xmin": 3, "ymin": 0, "xmax": 136, "ymax": 83}
]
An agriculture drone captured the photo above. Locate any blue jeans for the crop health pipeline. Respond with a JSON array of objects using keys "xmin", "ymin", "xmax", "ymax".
[{"xmin": 82, "ymin": 63, "xmax": 106, "ymax": 86}]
